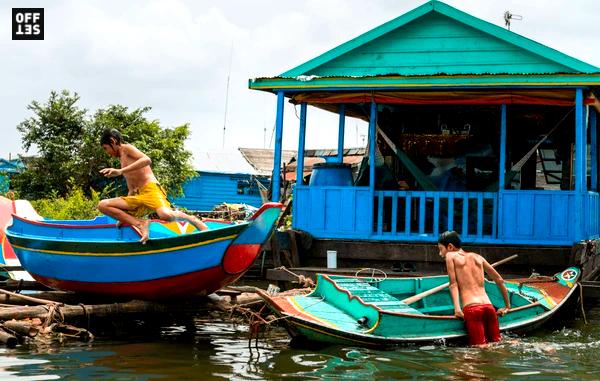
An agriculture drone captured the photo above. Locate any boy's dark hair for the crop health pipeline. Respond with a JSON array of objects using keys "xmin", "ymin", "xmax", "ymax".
[
  {"xmin": 438, "ymin": 231, "xmax": 462, "ymax": 248},
  {"xmin": 100, "ymin": 129, "xmax": 124, "ymax": 146}
]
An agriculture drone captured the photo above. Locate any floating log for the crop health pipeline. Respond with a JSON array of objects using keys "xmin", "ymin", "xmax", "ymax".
[
  {"xmin": 0, "ymin": 299, "xmax": 224, "ymax": 322},
  {"xmin": 3, "ymin": 320, "xmax": 38, "ymax": 337},
  {"xmin": 0, "ymin": 328, "xmax": 18, "ymax": 348}
]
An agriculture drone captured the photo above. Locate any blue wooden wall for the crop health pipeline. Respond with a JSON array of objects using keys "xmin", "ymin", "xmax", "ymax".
[{"xmin": 172, "ymin": 172, "xmax": 267, "ymax": 212}]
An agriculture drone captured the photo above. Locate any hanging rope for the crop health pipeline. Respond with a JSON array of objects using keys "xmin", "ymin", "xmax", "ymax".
[
  {"xmin": 579, "ymin": 283, "xmax": 588, "ymax": 324},
  {"xmin": 274, "ymin": 266, "xmax": 315, "ymax": 287}
]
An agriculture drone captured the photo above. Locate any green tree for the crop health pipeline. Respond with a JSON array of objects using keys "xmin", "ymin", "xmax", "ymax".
[
  {"xmin": 13, "ymin": 90, "xmax": 87, "ymax": 199},
  {"xmin": 88, "ymin": 104, "xmax": 196, "ymax": 197},
  {"xmin": 14, "ymin": 91, "xmax": 196, "ymax": 201}
]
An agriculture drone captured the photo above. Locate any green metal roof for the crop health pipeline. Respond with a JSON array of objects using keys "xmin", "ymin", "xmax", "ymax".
[{"xmin": 250, "ymin": 1, "xmax": 600, "ymax": 91}]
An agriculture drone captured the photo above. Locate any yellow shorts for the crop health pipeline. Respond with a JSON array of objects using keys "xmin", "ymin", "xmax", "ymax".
[{"xmin": 121, "ymin": 182, "xmax": 171, "ymax": 217}]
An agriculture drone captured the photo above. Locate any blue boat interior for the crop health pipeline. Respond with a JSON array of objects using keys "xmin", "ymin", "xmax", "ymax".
[
  {"xmin": 291, "ymin": 274, "xmax": 549, "ymax": 334},
  {"xmin": 7, "ymin": 216, "xmax": 242, "ymax": 242}
]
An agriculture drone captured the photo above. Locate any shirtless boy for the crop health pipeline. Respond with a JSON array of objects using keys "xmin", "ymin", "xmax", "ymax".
[
  {"xmin": 97, "ymin": 129, "xmax": 207, "ymax": 243},
  {"xmin": 437, "ymin": 231, "xmax": 510, "ymax": 346}
]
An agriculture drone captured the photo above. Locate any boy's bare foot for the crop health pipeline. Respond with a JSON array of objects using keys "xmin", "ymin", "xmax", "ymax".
[
  {"xmin": 131, "ymin": 220, "xmax": 151, "ymax": 244},
  {"xmin": 139, "ymin": 220, "xmax": 150, "ymax": 243},
  {"xmin": 191, "ymin": 216, "xmax": 209, "ymax": 231}
]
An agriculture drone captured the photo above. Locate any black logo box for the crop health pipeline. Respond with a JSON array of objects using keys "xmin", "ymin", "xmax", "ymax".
[{"xmin": 12, "ymin": 8, "xmax": 44, "ymax": 40}]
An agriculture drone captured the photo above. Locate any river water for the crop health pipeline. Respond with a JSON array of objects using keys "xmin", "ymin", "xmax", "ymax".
[{"xmin": 1, "ymin": 305, "xmax": 600, "ymax": 381}]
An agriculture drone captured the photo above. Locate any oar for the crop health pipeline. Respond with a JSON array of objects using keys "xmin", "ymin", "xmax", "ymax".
[{"xmin": 401, "ymin": 254, "xmax": 518, "ymax": 305}]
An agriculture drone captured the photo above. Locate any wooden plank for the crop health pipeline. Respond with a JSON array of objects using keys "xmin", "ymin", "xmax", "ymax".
[
  {"xmin": 405, "ymin": 195, "xmax": 412, "ymax": 234},
  {"xmin": 377, "ymin": 194, "xmax": 384, "ymax": 235},
  {"xmin": 477, "ymin": 193, "xmax": 483, "ymax": 237},
  {"xmin": 447, "ymin": 196, "xmax": 454, "ymax": 231},
  {"xmin": 433, "ymin": 194, "xmax": 440, "ymax": 236},
  {"xmin": 419, "ymin": 196, "xmax": 426, "ymax": 234},
  {"xmin": 391, "ymin": 192, "xmax": 398, "ymax": 233},
  {"xmin": 462, "ymin": 195, "xmax": 469, "ymax": 236}
]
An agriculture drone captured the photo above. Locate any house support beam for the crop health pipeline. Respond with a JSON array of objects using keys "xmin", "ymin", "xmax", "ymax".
[
  {"xmin": 272, "ymin": 91, "xmax": 285, "ymax": 202},
  {"xmin": 337, "ymin": 104, "xmax": 345, "ymax": 163},
  {"xmin": 296, "ymin": 103, "xmax": 307, "ymax": 186}
]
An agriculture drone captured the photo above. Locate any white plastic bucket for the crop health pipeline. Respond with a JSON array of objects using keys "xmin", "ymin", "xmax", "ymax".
[{"xmin": 326, "ymin": 250, "xmax": 337, "ymax": 269}]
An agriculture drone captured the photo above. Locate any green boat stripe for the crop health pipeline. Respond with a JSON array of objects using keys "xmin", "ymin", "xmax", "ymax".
[
  {"xmin": 7, "ymin": 223, "xmax": 246, "ymax": 254},
  {"xmin": 10, "ymin": 234, "xmax": 237, "ymax": 256}
]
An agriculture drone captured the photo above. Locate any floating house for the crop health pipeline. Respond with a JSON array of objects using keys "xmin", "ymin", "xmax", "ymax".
[
  {"xmin": 250, "ymin": 1, "xmax": 600, "ymax": 272},
  {"xmin": 172, "ymin": 150, "xmax": 268, "ymax": 212},
  {"xmin": 172, "ymin": 149, "xmax": 294, "ymax": 212}
]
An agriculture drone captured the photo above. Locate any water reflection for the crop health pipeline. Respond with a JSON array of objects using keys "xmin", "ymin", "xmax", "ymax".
[{"xmin": 0, "ymin": 313, "xmax": 598, "ymax": 380}]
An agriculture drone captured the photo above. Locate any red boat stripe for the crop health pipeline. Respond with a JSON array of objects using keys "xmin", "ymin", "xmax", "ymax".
[
  {"xmin": 31, "ymin": 266, "xmax": 244, "ymax": 300},
  {"xmin": 222, "ymin": 244, "xmax": 261, "ymax": 275}
]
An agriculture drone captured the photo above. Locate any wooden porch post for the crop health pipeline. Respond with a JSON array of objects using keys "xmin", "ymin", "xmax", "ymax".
[
  {"xmin": 575, "ymin": 88, "xmax": 585, "ymax": 240},
  {"xmin": 590, "ymin": 108, "xmax": 597, "ymax": 191},
  {"xmin": 369, "ymin": 102, "xmax": 377, "ymax": 192},
  {"xmin": 499, "ymin": 104, "xmax": 507, "ymax": 191},
  {"xmin": 575, "ymin": 88, "xmax": 586, "ymax": 193},
  {"xmin": 497, "ymin": 104, "xmax": 507, "ymax": 239},
  {"xmin": 296, "ymin": 103, "xmax": 307, "ymax": 186},
  {"xmin": 272, "ymin": 91, "xmax": 285, "ymax": 202},
  {"xmin": 337, "ymin": 104, "xmax": 346, "ymax": 163}
]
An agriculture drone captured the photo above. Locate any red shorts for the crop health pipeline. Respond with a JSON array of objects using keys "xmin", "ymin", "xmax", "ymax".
[{"xmin": 463, "ymin": 303, "xmax": 501, "ymax": 346}]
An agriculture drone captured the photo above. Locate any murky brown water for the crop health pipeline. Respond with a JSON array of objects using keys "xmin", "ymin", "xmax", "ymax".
[{"xmin": 1, "ymin": 304, "xmax": 600, "ymax": 380}]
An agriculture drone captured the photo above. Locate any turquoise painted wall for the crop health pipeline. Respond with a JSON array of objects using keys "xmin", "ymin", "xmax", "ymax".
[{"xmin": 310, "ymin": 13, "xmax": 571, "ymax": 77}]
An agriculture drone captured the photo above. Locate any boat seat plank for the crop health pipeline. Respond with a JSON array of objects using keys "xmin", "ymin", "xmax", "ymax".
[{"xmin": 332, "ymin": 279, "xmax": 423, "ymax": 315}]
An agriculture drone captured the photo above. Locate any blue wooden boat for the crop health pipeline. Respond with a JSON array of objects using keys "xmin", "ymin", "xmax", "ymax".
[
  {"xmin": 5, "ymin": 202, "xmax": 282, "ymax": 299},
  {"xmin": 258, "ymin": 267, "xmax": 580, "ymax": 346}
]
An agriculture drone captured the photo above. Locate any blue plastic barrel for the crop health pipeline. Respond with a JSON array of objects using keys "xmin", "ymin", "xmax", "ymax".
[{"xmin": 309, "ymin": 162, "xmax": 353, "ymax": 186}]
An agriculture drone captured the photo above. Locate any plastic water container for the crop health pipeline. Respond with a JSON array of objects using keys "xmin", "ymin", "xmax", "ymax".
[
  {"xmin": 326, "ymin": 250, "xmax": 337, "ymax": 268},
  {"xmin": 309, "ymin": 162, "xmax": 353, "ymax": 186}
]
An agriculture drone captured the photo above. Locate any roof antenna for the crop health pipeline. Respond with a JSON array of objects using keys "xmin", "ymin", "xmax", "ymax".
[
  {"xmin": 504, "ymin": 11, "xmax": 522, "ymax": 31},
  {"xmin": 222, "ymin": 42, "xmax": 234, "ymax": 149}
]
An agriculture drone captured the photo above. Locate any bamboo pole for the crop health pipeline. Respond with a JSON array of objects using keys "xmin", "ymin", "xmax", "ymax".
[
  {"xmin": 0, "ymin": 328, "xmax": 18, "ymax": 347},
  {"xmin": 402, "ymin": 254, "xmax": 518, "ymax": 305},
  {"xmin": 3, "ymin": 320, "xmax": 38, "ymax": 337}
]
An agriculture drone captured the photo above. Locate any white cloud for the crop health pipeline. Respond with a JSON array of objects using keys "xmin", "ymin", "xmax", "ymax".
[{"xmin": 1, "ymin": 0, "xmax": 599, "ymax": 162}]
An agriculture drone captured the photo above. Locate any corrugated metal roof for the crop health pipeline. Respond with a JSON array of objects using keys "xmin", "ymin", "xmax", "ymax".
[
  {"xmin": 250, "ymin": 1, "xmax": 600, "ymax": 92},
  {"xmin": 238, "ymin": 148, "xmax": 296, "ymax": 176},
  {"xmin": 192, "ymin": 150, "xmax": 258, "ymax": 175}
]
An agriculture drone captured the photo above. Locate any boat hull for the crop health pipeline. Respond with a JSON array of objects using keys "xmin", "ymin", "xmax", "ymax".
[
  {"xmin": 6, "ymin": 203, "xmax": 282, "ymax": 299},
  {"xmin": 259, "ymin": 267, "xmax": 581, "ymax": 347}
]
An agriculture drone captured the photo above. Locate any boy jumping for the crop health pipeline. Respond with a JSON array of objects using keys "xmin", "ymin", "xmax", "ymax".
[{"xmin": 97, "ymin": 129, "xmax": 207, "ymax": 243}]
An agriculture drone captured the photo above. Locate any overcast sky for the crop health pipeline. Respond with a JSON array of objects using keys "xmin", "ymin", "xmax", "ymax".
[{"xmin": 2, "ymin": 0, "xmax": 599, "ymax": 163}]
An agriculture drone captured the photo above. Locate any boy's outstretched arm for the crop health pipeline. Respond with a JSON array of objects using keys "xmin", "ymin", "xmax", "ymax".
[
  {"xmin": 483, "ymin": 259, "xmax": 511, "ymax": 315},
  {"xmin": 446, "ymin": 255, "xmax": 463, "ymax": 318}
]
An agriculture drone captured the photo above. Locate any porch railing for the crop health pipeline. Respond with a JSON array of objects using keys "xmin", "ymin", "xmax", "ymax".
[
  {"xmin": 373, "ymin": 191, "xmax": 497, "ymax": 241},
  {"xmin": 293, "ymin": 186, "xmax": 599, "ymax": 245}
]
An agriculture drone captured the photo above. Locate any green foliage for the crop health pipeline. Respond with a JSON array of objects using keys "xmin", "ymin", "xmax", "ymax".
[
  {"xmin": 31, "ymin": 188, "xmax": 102, "ymax": 220},
  {"xmin": 13, "ymin": 91, "xmax": 196, "ymax": 200},
  {"xmin": 13, "ymin": 90, "xmax": 87, "ymax": 199},
  {"xmin": 88, "ymin": 105, "xmax": 196, "ymax": 197}
]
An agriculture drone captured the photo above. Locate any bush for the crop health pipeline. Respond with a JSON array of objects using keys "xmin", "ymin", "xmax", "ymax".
[{"xmin": 31, "ymin": 188, "xmax": 102, "ymax": 220}]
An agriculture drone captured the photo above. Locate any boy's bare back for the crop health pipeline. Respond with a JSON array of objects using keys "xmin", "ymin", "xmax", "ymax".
[{"xmin": 447, "ymin": 251, "xmax": 492, "ymax": 307}]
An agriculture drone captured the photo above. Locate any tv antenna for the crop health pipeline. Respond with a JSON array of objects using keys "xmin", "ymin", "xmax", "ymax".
[
  {"xmin": 504, "ymin": 11, "xmax": 522, "ymax": 30},
  {"xmin": 222, "ymin": 42, "xmax": 233, "ymax": 149}
]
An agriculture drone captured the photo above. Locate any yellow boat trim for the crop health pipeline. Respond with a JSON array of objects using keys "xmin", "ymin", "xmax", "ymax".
[
  {"xmin": 289, "ymin": 296, "xmax": 337, "ymax": 329},
  {"xmin": 10, "ymin": 234, "xmax": 237, "ymax": 257}
]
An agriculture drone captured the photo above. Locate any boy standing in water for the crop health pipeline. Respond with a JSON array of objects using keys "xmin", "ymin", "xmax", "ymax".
[
  {"xmin": 98, "ymin": 129, "xmax": 207, "ymax": 243},
  {"xmin": 437, "ymin": 231, "xmax": 511, "ymax": 346}
]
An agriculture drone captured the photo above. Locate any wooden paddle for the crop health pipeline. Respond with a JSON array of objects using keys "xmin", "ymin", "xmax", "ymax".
[{"xmin": 401, "ymin": 254, "xmax": 518, "ymax": 305}]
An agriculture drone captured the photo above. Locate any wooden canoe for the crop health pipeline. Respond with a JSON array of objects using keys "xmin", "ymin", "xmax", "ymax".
[
  {"xmin": 6, "ymin": 202, "xmax": 282, "ymax": 300},
  {"xmin": 258, "ymin": 267, "xmax": 580, "ymax": 346}
]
